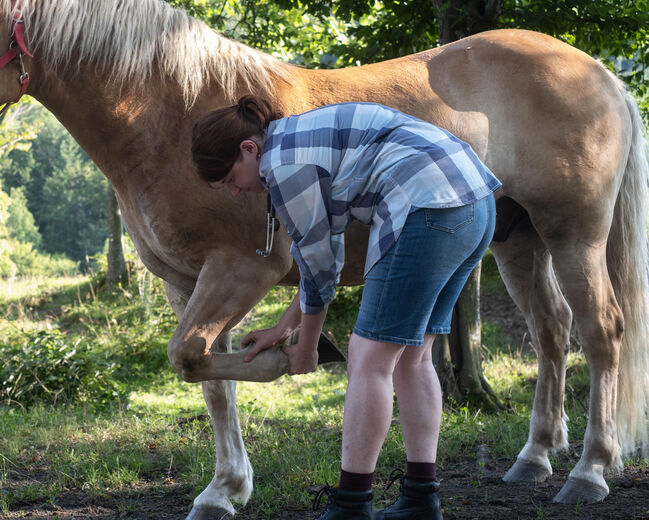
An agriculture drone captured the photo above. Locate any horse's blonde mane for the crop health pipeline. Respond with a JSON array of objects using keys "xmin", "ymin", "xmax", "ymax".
[{"xmin": 2, "ymin": 0, "xmax": 289, "ymax": 105}]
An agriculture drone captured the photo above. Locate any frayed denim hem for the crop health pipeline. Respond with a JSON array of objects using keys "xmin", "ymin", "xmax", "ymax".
[
  {"xmin": 426, "ymin": 327, "xmax": 451, "ymax": 334},
  {"xmin": 352, "ymin": 327, "xmax": 424, "ymax": 347}
]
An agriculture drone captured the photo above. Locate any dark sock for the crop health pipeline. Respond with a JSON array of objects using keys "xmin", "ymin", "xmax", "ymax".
[
  {"xmin": 338, "ymin": 469, "xmax": 374, "ymax": 492},
  {"xmin": 406, "ymin": 461, "xmax": 437, "ymax": 482}
]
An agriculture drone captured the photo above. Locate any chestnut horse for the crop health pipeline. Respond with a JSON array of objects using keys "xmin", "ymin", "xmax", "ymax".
[{"xmin": 2, "ymin": 0, "xmax": 648, "ymax": 517}]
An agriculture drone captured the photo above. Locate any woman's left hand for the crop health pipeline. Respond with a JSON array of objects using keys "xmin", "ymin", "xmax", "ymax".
[{"xmin": 282, "ymin": 340, "xmax": 319, "ymax": 375}]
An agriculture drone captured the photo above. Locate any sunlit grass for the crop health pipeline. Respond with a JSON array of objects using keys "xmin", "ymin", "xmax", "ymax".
[
  {"xmin": 0, "ymin": 275, "xmax": 88, "ymax": 305},
  {"xmin": 0, "ymin": 268, "xmax": 604, "ymax": 516},
  {"xmin": 0, "ymin": 275, "xmax": 91, "ymax": 334}
]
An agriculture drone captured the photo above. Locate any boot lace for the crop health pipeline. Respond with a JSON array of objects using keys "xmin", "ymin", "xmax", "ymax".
[
  {"xmin": 312, "ymin": 484, "xmax": 336, "ymax": 513},
  {"xmin": 384, "ymin": 468, "xmax": 405, "ymax": 495},
  {"xmin": 380, "ymin": 468, "xmax": 405, "ymax": 507}
]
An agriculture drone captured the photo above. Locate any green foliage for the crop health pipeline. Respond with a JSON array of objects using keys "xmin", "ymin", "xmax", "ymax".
[
  {"xmin": 39, "ymin": 140, "xmax": 108, "ymax": 266},
  {"xmin": 0, "ymin": 183, "xmax": 78, "ymax": 279},
  {"xmin": 166, "ymin": 0, "xmax": 352, "ymax": 68},
  {"xmin": 0, "ymin": 188, "xmax": 13, "ymax": 276},
  {"xmin": 5, "ymin": 186, "xmax": 41, "ymax": 246},
  {"xmin": 0, "ymin": 266, "xmax": 625, "ymax": 516},
  {"xmin": 5, "ymin": 240, "xmax": 78, "ymax": 278},
  {"xmin": 0, "ymin": 105, "xmax": 108, "ymax": 267},
  {"xmin": 0, "ymin": 252, "xmax": 180, "ymax": 410},
  {"xmin": 0, "ymin": 329, "xmax": 125, "ymax": 410},
  {"xmin": 0, "ymin": 97, "xmax": 42, "ymax": 158},
  {"xmin": 326, "ymin": 285, "xmax": 362, "ymax": 346}
]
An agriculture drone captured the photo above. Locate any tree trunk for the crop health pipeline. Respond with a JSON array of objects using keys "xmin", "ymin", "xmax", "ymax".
[
  {"xmin": 431, "ymin": 0, "xmax": 504, "ymax": 410},
  {"xmin": 433, "ymin": 0, "xmax": 503, "ymax": 43},
  {"xmin": 106, "ymin": 183, "xmax": 127, "ymax": 292}
]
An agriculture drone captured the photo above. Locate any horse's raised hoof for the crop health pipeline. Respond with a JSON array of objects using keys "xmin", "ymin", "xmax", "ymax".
[
  {"xmin": 553, "ymin": 477, "xmax": 609, "ymax": 504},
  {"xmin": 502, "ymin": 458, "xmax": 551, "ymax": 483},
  {"xmin": 185, "ymin": 506, "xmax": 233, "ymax": 520}
]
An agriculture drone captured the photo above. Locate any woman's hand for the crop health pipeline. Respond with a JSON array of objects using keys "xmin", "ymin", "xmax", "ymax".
[
  {"xmin": 242, "ymin": 290, "xmax": 302, "ymax": 363},
  {"xmin": 241, "ymin": 327, "xmax": 287, "ymax": 362},
  {"xmin": 282, "ymin": 340, "xmax": 319, "ymax": 375}
]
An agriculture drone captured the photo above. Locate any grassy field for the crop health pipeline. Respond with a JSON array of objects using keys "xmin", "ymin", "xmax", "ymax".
[{"xmin": 0, "ymin": 256, "xmax": 642, "ymax": 518}]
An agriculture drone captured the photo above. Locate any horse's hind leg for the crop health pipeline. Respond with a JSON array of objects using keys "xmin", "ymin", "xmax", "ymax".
[
  {"xmin": 490, "ymin": 219, "xmax": 572, "ymax": 483},
  {"xmin": 164, "ymin": 282, "xmax": 253, "ymax": 520},
  {"xmin": 544, "ymin": 243, "xmax": 623, "ymax": 503}
]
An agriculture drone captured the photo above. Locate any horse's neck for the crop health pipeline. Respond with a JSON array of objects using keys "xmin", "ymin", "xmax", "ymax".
[{"xmin": 31, "ymin": 63, "xmax": 192, "ymax": 192}]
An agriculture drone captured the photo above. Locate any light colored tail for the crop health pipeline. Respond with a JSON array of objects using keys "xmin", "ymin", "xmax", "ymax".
[{"xmin": 607, "ymin": 90, "xmax": 649, "ymax": 457}]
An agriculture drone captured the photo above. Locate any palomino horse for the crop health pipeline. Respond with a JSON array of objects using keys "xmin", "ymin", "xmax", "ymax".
[{"xmin": 2, "ymin": 0, "xmax": 648, "ymax": 517}]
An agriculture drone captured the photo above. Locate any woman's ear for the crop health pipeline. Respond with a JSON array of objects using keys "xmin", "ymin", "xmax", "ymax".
[{"xmin": 240, "ymin": 139, "xmax": 258, "ymax": 156}]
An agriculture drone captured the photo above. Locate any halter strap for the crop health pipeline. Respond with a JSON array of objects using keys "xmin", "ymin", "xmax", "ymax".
[{"xmin": 0, "ymin": 0, "xmax": 33, "ymax": 117}]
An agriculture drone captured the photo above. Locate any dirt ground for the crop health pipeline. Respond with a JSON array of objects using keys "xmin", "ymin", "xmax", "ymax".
[
  {"xmin": 4, "ymin": 461, "xmax": 649, "ymax": 519},
  {"xmin": 5, "ymin": 291, "xmax": 649, "ymax": 520}
]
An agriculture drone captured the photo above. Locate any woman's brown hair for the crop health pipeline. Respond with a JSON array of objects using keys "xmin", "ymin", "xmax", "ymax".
[{"xmin": 192, "ymin": 95, "xmax": 283, "ymax": 183}]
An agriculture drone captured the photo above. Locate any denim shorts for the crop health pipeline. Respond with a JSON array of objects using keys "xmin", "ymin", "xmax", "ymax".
[{"xmin": 353, "ymin": 194, "xmax": 496, "ymax": 346}]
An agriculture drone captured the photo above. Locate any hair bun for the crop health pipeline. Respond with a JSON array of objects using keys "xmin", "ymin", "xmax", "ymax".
[{"xmin": 236, "ymin": 95, "xmax": 282, "ymax": 131}]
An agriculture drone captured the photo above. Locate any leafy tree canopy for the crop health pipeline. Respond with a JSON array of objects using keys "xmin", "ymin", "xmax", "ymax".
[
  {"xmin": 0, "ymin": 104, "xmax": 108, "ymax": 267},
  {"xmin": 0, "ymin": 97, "xmax": 42, "ymax": 158},
  {"xmin": 0, "ymin": 187, "xmax": 13, "ymax": 275},
  {"xmin": 5, "ymin": 186, "xmax": 41, "ymax": 247}
]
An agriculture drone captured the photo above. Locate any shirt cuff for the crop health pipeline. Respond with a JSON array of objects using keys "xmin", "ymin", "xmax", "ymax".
[
  {"xmin": 299, "ymin": 283, "xmax": 335, "ymax": 315},
  {"xmin": 300, "ymin": 301, "xmax": 328, "ymax": 315}
]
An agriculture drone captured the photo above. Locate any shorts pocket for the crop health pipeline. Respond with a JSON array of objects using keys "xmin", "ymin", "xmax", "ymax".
[{"xmin": 425, "ymin": 204, "xmax": 475, "ymax": 233}]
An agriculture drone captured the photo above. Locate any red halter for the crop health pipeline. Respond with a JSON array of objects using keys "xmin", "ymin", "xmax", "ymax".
[{"xmin": 0, "ymin": 0, "xmax": 33, "ymax": 117}]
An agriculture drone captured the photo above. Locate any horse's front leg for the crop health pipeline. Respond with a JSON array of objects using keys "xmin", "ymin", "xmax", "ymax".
[
  {"xmin": 163, "ymin": 252, "xmax": 289, "ymax": 519},
  {"xmin": 192, "ymin": 337, "xmax": 254, "ymax": 520},
  {"xmin": 165, "ymin": 282, "xmax": 252, "ymax": 519},
  {"xmin": 167, "ymin": 252, "xmax": 290, "ymax": 383}
]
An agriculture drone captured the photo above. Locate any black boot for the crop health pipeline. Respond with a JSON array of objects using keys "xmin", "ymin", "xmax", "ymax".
[
  {"xmin": 375, "ymin": 472, "xmax": 443, "ymax": 520},
  {"xmin": 313, "ymin": 486, "xmax": 374, "ymax": 519}
]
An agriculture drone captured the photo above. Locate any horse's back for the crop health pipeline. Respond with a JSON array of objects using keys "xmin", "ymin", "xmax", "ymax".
[
  {"xmin": 286, "ymin": 29, "xmax": 632, "ymax": 279},
  {"xmin": 388, "ymin": 30, "xmax": 629, "ymax": 239},
  {"xmin": 298, "ymin": 29, "xmax": 629, "ymax": 213}
]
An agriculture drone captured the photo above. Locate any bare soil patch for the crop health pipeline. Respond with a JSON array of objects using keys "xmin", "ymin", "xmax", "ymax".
[
  {"xmin": 4, "ymin": 462, "xmax": 649, "ymax": 519},
  {"xmin": 480, "ymin": 288, "xmax": 530, "ymax": 350}
]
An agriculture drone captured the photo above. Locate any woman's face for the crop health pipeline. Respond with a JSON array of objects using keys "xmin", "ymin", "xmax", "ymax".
[{"xmin": 215, "ymin": 139, "xmax": 264, "ymax": 195}]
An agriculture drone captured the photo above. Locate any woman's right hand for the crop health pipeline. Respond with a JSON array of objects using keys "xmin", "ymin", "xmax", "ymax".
[{"xmin": 241, "ymin": 327, "xmax": 288, "ymax": 362}]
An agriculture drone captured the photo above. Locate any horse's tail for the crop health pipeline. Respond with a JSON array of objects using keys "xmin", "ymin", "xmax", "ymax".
[{"xmin": 607, "ymin": 89, "xmax": 649, "ymax": 457}]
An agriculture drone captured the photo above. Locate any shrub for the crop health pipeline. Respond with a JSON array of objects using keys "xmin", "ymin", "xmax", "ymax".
[
  {"xmin": 0, "ymin": 329, "xmax": 126, "ymax": 411},
  {"xmin": 7, "ymin": 239, "xmax": 78, "ymax": 277}
]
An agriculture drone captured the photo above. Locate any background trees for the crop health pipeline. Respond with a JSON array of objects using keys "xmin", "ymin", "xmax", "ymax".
[{"xmin": 0, "ymin": 105, "xmax": 107, "ymax": 276}]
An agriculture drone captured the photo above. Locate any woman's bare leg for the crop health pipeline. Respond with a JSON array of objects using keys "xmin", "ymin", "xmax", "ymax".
[
  {"xmin": 393, "ymin": 334, "xmax": 441, "ymax": 463},
  {"xmin": 341, "ymin": 333, "xmax": 405, "ymax": 473}
]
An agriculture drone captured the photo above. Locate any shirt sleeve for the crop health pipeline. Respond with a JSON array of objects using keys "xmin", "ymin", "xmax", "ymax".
[{"xmin": 264, "ymin": 163, "xmax": 345, "ymax": 315}]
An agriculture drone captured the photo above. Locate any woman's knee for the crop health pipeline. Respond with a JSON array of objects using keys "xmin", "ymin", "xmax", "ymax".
[
  {"xmin": 347, "ymin": 333, "xmax": 404, "ymax": 379},
  {"xmin": 396, "ymin": 336, "xmax": 434, "ymax": 366}
]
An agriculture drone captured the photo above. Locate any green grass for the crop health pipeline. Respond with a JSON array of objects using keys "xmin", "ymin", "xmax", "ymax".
[{"xmin": 0, "ymin": 263, "xmax": 609, "ymax": 516}]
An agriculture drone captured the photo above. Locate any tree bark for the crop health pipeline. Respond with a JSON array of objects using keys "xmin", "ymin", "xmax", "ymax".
[
  {"xmin": 430, "ymin": 0, "xmax": 504, "ymax": 410},
  {"xmin": 106, "ymin": 183, "xmax": 127, "ymax": 292}
]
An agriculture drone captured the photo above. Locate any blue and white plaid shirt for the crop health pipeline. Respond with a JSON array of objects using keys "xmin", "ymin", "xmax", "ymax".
[{"xmin": 259, "ymin": 102, "xmax": 501, "ymax": 314}]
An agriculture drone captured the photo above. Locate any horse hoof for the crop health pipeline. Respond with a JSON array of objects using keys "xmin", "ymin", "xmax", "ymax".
[
  {"xmin": 185, "ymin": 506, "xmax": 233, "ymax": 520},
  {"xmin": 502, "ymin": 458, "xmax": 551, "ymax": 483},
  {"xmin": 553, "ymin": 477, "xmax": 609, "ymax": 503}
]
